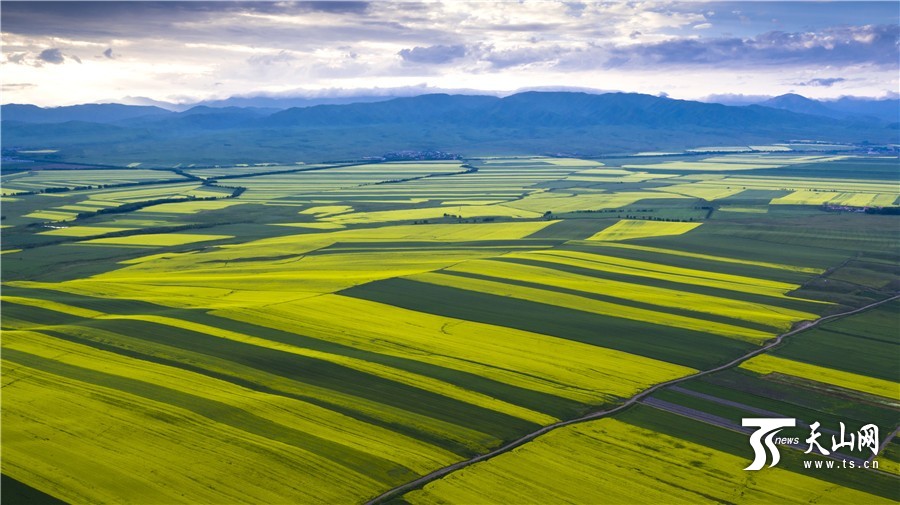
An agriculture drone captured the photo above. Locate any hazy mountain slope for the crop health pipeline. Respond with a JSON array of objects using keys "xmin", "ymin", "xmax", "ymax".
[
  {"xmin": 3, "ymin": 92, "xmax": 894, "ymax": 166},
  {"xmin": 1, "ymin": 103, "xmax": 172, "ymax": 124},
  {"xmin": 759, "ymin": 94, "xmax": 899, "ymax": 123}
]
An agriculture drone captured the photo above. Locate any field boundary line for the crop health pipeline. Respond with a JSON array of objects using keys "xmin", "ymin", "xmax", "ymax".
[{"xmin": 365, "ymin": 293, "xmax": 900, "ymax": 505}]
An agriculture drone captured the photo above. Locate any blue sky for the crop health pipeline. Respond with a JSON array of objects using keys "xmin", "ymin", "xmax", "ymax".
[{"xmin": 1, "ymin": 1, "xmax": 897, "ymax": 106}]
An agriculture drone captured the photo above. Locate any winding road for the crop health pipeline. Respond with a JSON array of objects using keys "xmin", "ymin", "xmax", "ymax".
[{"xmin": 366, "ymin": 293, "xmax": 900, "ymax": 505}]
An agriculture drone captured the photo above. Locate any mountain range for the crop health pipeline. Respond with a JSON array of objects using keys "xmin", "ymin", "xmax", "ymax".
[
  {"xmin": 759, "ymin": 94, "xmax": 898, "ymax": 122},
  {"xmin": 2, "ymin": 92, "xmax": 897, "ymax": 166}
]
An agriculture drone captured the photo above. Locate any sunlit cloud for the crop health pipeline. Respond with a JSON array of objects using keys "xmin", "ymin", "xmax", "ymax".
[{"xmin": 1, "ymin": 1, "xmax": 896, "ymax": 106}]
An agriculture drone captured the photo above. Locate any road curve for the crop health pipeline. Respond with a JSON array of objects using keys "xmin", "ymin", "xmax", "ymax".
[{"xmin": 366, "ymin": 294, "xmax": 900, "ymax": 505}]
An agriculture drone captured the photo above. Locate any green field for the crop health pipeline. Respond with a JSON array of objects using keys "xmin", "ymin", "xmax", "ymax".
[
  {"xmin": 2, "ymin": 154, "xmax": 898, "ymax": 504},
  {"xmin": 404, "ymin": 302, "xmax": 900, "ymax": 504}
]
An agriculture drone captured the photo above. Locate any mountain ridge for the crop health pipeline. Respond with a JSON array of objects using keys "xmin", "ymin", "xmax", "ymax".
[
  {"xmin": 4, "ymin": 90, "xmax": 897, "ymax": 124},
  {"xmin": 3, "ymin": 91, "xmax": 895, "ymax": 166}
]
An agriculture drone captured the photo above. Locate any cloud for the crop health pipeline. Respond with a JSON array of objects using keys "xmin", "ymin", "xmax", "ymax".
[
  {"xmin": 2, "ymin": 82, "xmax": 35, "ymax": 91},
  {"xmin": 2, "ymin": 1, "xmax": 897, "ymax": 106},
  {"xmin": 605, "ymin": 24, "xmax": 900, "ymax": 68},
  {"xmin": 248, "ymin": 51, "xmax": 296, "ymax": 66},
  {"xmin": 398, "ymin": 44, "xmax": 466, "ymax": 64},
  {"xmin": 38, "ymin": 48, "xmax": 64, "ymax": 64},
  {"xmin": 0, "ymin": 1, "xmax": 371, "ymax": 42},
  {"xmin": 797, "ymin": 77, "xmax": 847, "ymax": 87},
  {"xmin": 700, "ymin": 93, "xmax": 773, "ymax": 105},
  {"xmin": 6, "ymin": 52, "xmax": 28, "ymax": 64},
  {"xmin": 302, "ymin": 2, "xmax": 370, "ymax": 14},
  {"xmin": 481, "ymin": 45, "xmax": 566, "ymax": 69}
]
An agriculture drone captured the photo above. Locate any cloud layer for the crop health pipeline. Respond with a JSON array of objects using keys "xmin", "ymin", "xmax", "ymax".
[{"xmin": 2, "ymin": 1, "xmax": 897, "ymax": 106}]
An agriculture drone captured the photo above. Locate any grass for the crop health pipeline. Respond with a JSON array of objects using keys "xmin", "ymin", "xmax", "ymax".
[
  {"xmin": 1, "ymin": 297, "xmax": 545, "ymax": 453},
  {"xmin": 506, "ymin": 249, "xmax": 816, "ymax": 298},
  {"xmin": 773, "ymin": 301, "xmax": 899, "ymax": 381},
  {"xmin": 1, "ymin": 169, "xmax": 186, "ymax": 193},
  {"xmin": 3, "ymin": 153, "xmax": 898, "ymax": 504},
  {"xmin": 321, "ymin": 205, "xmax": 543, "ymax": 225},
  {"xmin": 216, "ymin": 293, "xmax": 696, "ymax": 406},
  {"xmin": 403, "ymin": 413, "xmax": 895, "ymax": 504},
  {"xmin": 300, "ymin": 205, "xmax": 355, "ymax": 217},
  {"xmin": 405, "ymin": 270, "xmax": 773, "ymax": 342},
  {"xmin": 80, "ymin": 233, "xmax": 234, "ymax": 247},
  {"xmin": 718, "ymin": 205, "xmax": 768, "ymax": 213},
  {"xmin": 37, "ymin": 226, "xmax": 136, "ymax": 237},
  {"xmin": 658, "ymin": 182, "xmax": 747, "ymax": 200},
  {"xmin": 571, "ymin": 241, "xmax": 824, "ymax": 274},
  {"xmin": 506, "ymin": 191, "xmax": 690, "ymax": 213},
  {"xmin": 343, "ymin": 277, "xmax": 756, "ymax": 370},
  {"xmin": 0, "ymin": 475, "xmax": 66, "ymax": 505},
  {"xmin": 880, "ymin": 437, "xmax": 900, "ymax": 475},
  {"xmin": 626, "ymin": 162, "xmax": 779, "ymax": 171},
  {"xmin": 586, "ymin": 219, "xmax": 702, "ymax": 241},
  {"xmin": 740, "ymin": 354, "xmax": 898, "ymax": 401},
  {"xmin": 104, "ymin": 313, "xmax": 560, "ymax": 425},
  {"xmin": 770, "ymin": 191, "xmax": 897, "ymax": 207},
  {"xmin": 134, "ymin": 200, "xmax": 247, "ymax": 214},
  {"xmin": 698, "ymin": 369, "xmax": 900, "ymax": 429},
  {"xmin": 441, "ymin": 259, "xmax": 817, "ymax": 331},
  {"xmin": 2, "ymin": 358, "xmax": 399, "ymax": 504},
  {"xmin": 4, "ymin": 329, "xmax": 458, "ymax": 473},
  {"xmin": 618, "ymin": 406, "xmax": 899, "ymax": 499}
]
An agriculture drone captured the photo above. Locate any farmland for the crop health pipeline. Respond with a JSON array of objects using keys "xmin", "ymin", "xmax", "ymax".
[
  {"xmin": 2, "ymin": 151, "xmax": 898, "ymax": 504},
  {"xmin": 404, "ymin": 300, "xmax": 900, "ymax": 504}
]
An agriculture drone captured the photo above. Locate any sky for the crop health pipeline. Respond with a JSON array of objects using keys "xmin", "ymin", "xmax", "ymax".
[{"xmin": 1, "ymin": 1, "xmax": 898, "ymax": 107}]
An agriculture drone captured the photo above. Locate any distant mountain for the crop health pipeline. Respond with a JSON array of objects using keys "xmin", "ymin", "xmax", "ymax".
[
  {"xmin": 760, "ymin": 94, "xmax": 841, "ymax": 118},
  {"xmin": 263, "ymin": 92, "xmax": 836, "ymax": 130},
  {"xmin": 757, "ymin": 93, "xmax": 899, "ymax": 123},
  {"xmin": 3, "ymin": 91, "xmax": 894, "ymax": 166},
  {"xmin": 118, "ymin": 105, "xmax": 276, "ymax": 130},
  {"xmin": 197, "ymin": 95, "xmax": 396, "ymax": 110},
  {"xmin": 0, "ymin": 103, "xmax": 172, "ymax": 124},
  {"xmin": 825, "ymin": 97, "xmax": 900, "ymax": 123},
  {"xmin": 264, "ymin": 94, "xmax": 499, "ymax": 127}
]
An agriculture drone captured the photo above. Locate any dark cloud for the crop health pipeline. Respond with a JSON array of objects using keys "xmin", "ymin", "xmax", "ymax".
[
  {"xmin": 302, "ymin": 2, "xmax": 370, "ymax": 14},
  {"xmin": 797, "ymin": 77, "xmax": 847, "ymax": 87},
  {"xmin": 6, "ymin": 53, "xmax": 28, "ymax": 64},
  {"xmin": 482, "ymin": 45, "xmax": 564, "ymax": 69},
  {"xmin": 0, "ymin": 2, "xmax": 366, "ymax": 39},
  {"xmin": 3, "ymin": 2, "xmax": 217, "ymax": 38},
  {"xmin": 103, "ymin": 48, "xmax": 114, "ymax": 59},
  {"xmin": 2, "ymin": 83, "xmax": 36, "ymax": 91},
  {"xmin": 564, "ymin": 2, "xmax": 587, "ymax": 17},
  {"xmin": 605, "ymin": 24, "xmax": 899, "ymax": 68},
  {"xmin": 38, "ymin": 48, "xmax": 64, "ymax": 64},
  {"xmin": 398, "ymin": 44, "xmax": 466, "ymax": 64},
  {"xmin": 247, "ymin": 51, "xmax": 296, "ymax": 66},
  {"xmin": 0, "ymin": 1, "xmax": 429, "ymax": 58},
  {"xmin": 489, "ymin": 23, "xmax": 564, "ymax": 32}
]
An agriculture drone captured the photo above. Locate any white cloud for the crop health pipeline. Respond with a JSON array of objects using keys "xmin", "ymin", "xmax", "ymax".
[{"xmin": 0, "ymin": 1, "xmax": 895, "ymax": 106}]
